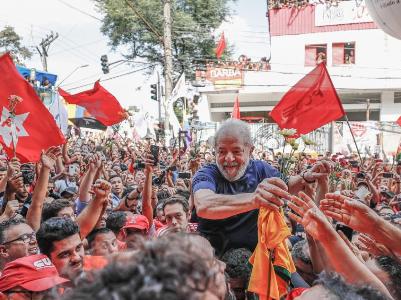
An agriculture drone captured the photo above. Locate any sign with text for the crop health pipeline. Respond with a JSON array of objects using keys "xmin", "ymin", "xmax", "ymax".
[
  {"xmin": 195, "ymin": 67, "xmax": 243, "ymax": 89},
  {"xmin": 315, "ymin": 1, "xmax": 373, "ymax": 26}
]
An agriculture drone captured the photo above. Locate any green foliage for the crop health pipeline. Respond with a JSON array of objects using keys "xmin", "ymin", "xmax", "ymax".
[
  {"xmin": 94, "ymin": 0, "xmax": 235, "ymax": 79},
  {"xmin": 0, "ymin": 26, "xmax": 33, "ymax": 65}
]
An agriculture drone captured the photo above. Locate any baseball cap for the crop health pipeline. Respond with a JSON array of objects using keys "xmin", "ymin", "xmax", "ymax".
[
  {"xmin": 60, "ymin": 186, "xmax": 77, "ymax": 197},
  {"xmin": 0, "ymin": 254, "xmax": 69, "ymax": 292},
  {"xmin": 122, "ymin": 214, "xmax": 150, "ymax": 232}
]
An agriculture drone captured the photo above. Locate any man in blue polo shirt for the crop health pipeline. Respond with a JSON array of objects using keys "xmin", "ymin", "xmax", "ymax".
[{"xmin": 192, "ymin": 119, "xmax": 330, "ymax": 255}]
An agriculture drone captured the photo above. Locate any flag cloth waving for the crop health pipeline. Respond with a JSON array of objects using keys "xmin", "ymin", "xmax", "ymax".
[
  {"xmin": 215, "ymin": 32, "xmax": 226, "ymax": 59},
  {"xmin": 270, "ymin": 63, "xmax": 345, "ymax": 136},
  {"xmin": 58, "ymin": 81, "xmax": 127, "ymax": 126},
  {"xmin": 0, "ymin": 53, "xmax": 65, "ymax": 162},
  {"xmin": 232, "ymin": 95, "xmax": 241, "ymax": 119}
]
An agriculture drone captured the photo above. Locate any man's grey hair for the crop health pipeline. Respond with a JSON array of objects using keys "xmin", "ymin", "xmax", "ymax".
[{"xmin": 214, "ymin": 119, "xmax": 253, "ymax": 148}]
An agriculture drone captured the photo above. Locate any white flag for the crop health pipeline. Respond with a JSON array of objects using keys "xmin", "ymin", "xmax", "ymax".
[
  {"xmin": 169, "ymin": 73, "xmax": 187, "ymax": 104},
  {"xmin": 49, "ymin": 94, "xmax": 68, "ymax": 135}
]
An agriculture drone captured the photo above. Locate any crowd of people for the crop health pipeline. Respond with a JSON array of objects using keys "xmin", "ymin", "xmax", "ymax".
[
  {"xmin": 200, "ymin": 56, "xmax": 271, "ymax": 72},
  {"xmin": 0, "ymin": 118, "xmax": 400, "ymax": 299}
]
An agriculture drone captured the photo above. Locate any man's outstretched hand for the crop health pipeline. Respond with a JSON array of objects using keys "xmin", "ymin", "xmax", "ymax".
[{"xmin": 253, "ymin": 177, "xmax": 291, "ymax": 211}]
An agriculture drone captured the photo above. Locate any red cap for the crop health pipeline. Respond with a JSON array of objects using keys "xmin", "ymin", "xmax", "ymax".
[
  {"xmin": 122, "ymin": 214, "xmax": 150, "ymax": 232},
  {"xmin": 0, "ymin": 254, "xmax": 69, "ymax": 292}
]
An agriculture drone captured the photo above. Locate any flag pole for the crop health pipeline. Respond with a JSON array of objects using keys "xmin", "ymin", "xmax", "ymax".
[{"xmin": 344, "ymin": 115, "xmax": 363, "ymax": 164}]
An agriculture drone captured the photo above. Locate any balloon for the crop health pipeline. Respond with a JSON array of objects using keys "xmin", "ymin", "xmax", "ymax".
[{"xmin": 365, "ymin": 0, "xmax": 401, "ymax": 40}]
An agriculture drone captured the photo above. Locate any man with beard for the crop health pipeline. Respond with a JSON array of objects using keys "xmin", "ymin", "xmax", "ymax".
[
  {"xmin": 192, "ymin": 119, "xmax": 330, "ymax": 255},
  {"xmin": 0, "ymin": 219, "xmax": 38, "ymax": 270}
]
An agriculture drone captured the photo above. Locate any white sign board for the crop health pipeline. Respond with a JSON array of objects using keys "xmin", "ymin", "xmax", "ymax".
[{"xmin": 315, "ymin": 1, "xmax": 373, "ymax": 27}]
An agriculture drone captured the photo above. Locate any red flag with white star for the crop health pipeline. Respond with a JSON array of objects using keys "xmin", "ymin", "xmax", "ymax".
[
  {"xmin": 58, "ymin": 81, "xmax": 127, "ymax": 126},
  {"xmin": 0, "ymin": 53, "xmax": 65, "ymax": 162}
]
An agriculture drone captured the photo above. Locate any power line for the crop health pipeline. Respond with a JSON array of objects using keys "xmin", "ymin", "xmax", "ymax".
[
  {"xmin": 65, "ymin": 64, "xmax": 156, "ymax": 91},
  {"xmin": 56, "ymin": 0, "xmax": 102, "ymax": 21},
  {"xmin": 123, "ymin": 0, "xmax": 163, "ymax": 44},
  {"xmin": 61, "ymin": 61, "xmax": 156, "ymax": 88}
]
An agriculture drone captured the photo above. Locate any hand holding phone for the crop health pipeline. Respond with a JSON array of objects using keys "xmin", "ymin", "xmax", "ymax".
[{"xmin": 150, "ymin": 145, "xmax": 159, "ymax": 166}]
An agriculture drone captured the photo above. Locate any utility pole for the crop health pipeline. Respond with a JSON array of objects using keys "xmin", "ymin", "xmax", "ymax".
[
  {"xmin": 36, "ymin": 32, "xmax": 59, "ymax": 71},
  {"xmin": 366, "ymin": 98, "xmax": 370, "ymax": 121},
  {"xmin": 163, "ymin": 0, "xmax": 173, "ymax": 145}
]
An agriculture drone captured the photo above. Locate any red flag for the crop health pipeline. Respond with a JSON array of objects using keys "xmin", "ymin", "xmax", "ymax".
[
  {"xmin": 215, "ymin": 32, "xmax": 226, "ymax": 59},
  {"xmin": 232, "ymin": 95, "xmax": 241, "ymax": 119},
  {"xmin": 270, "ymin": 63, "xmax": 345, "ymax": 136},
  {"xmin": 58, "ymin": 81, "xmax": 127, "ymax": 126},
  {"xmin": 0, "ymin": 53, "xmax": 65, "ymax": 162},
  {"xmin": 396, "ymin": 116, "xmax": 401, "ymax": 127}
]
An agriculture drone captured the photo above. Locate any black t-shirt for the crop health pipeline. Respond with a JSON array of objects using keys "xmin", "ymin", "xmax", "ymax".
[{"xmin": 192, "ymin": 160, "xmax": 280, "ymax": 255}]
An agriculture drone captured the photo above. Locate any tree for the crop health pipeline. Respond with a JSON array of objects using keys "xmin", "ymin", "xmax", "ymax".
[
  {"xmin": 94, "ymin": 0, "xmax": 234, "ymax": 79},
  {"xmin": 0, "ymin": 26, "xmax": 33, "ymax": 65}
]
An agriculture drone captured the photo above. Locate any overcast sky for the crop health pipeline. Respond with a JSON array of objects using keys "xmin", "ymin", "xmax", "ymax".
[{"xmin": 0, "ymin": 0, "xmax": 270, "ymax": 110}]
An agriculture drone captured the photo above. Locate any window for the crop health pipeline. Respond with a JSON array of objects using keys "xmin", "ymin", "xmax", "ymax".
[
  {"xmin": 333, "ymin": 42, "xmax": 355, "ymax": 65},
  {"xmin": 305, "ymin": 44, "xmax": 327, "ymax": 66}
]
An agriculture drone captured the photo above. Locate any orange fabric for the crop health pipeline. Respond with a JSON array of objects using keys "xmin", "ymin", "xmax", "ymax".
[
  {"xmin": 248, "ymin": 208, "xmax": 296, "ymax": 300},
  {"xmin": 83, "ymin": 255, "xmax": 108, "ymax": 271}
]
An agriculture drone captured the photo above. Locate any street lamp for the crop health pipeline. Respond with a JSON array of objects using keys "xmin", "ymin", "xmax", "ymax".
[{"xmin": 57, "ymin": 64, "xmax": 89, "ymax": 87}]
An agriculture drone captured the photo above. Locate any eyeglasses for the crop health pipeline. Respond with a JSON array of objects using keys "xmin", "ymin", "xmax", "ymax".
[{"xmin": 3, "ymin": 232, "xmax": 36, "ymax": 245}]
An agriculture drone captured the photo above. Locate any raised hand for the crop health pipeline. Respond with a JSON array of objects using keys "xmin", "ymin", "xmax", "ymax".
[
  {"xmin": 357, "ymin": 234, "xmax": 393, "ymax": 258},
  {"xmin": 2, "ymin": 200, "xmax": 20, "ymax": 218},
  {"xmin": 303, "ymin": 160, "xmax": 333, "ymax": 184},
  {"xmin": 288, "ymin": 192, "xmax": 334, "ymax": 241},
  {"xmin": 320, "ymin": 193, "xmax": 377, "ymax": 233},
  {"xmin": 144, "ymin": 152, "xmax": 155, "ymax": 172},
  {"xmin": 7, "ymin": 173, "xmax": 24, "ymax": 193},
  {"xmin": 41, "ymin": 146, "xmax": 61, "ymax": 170},
  {"xmin": 92, "ymin": 179, "xmax": 111, "ymax": 201},
  {"xmin": 8, "ymin": 157, "xmax": 21, "ymax": 174}
]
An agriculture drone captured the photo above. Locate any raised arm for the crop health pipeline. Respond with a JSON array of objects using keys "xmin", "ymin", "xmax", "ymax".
[
  {"xmin": 321, "ymin": 193, "xmax": 401, "ymax": 257},
  {"xmin": 288, "ymin": 192, "xmax": 392, "ymax": 299},
  {"xmin": 27, "ymin": 147, "xmax": 61, "ymax": 231},
  {"xmin": 79, "ymin": 154, "xmax": 100, "ymax": 203},
  {"xmin": 76, "ymin": 179, "xmax": 110, "ymax": 239},
  {"xmin": 142, "ymin": 152, "xmax": 155, "ymax": 225}
]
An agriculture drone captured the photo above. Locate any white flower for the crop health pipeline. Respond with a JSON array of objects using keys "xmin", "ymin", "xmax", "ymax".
[
  {"xmin": 279, "ymin": 128, "xmax": 297, "ymax": 137},
  {"xmin": 301, "ymin": 135, "xmax": 317, "ymax": 146},
  {"xmin": 291, "ymin": 142, "xmax": 299, "ymax": 151}
]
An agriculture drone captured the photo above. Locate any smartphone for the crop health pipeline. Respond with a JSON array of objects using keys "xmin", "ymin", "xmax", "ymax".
[
  {"xmin": 178, "ymin": 172, "xmax": 191, "ymax": 179},
  {"xmin": 336, "ymin": 223, "xmax": 353, "ymax": 241},
  {"xmin": 383, "ymin": 172, "xmax": 393, "ymax": 178},
  {"xmin": 68, "ymin": 165, "xmax": 77, "ymax": 176},
  {"xmin": 150, "ymin": 145, "xmax": 159, "ymax": 166},
  {"xmin": 355, "ymin": 185, "xmax": 369, "ymax": 200}
]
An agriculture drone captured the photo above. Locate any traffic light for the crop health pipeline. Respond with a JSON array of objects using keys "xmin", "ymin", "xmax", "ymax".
[
  {"xmin": 100, "ymin": 55, "xmax": 109, "ymax": 74},
  {"xmin": 150, "ymin": 83, "xmax": 158, "ymax": 101}
]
